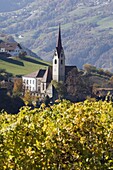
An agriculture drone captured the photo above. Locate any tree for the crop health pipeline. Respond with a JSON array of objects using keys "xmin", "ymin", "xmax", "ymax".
[
  {"xmin": 13, "ymin": 78, "xmax": 22, "ymax": 95},
  {"xmin": 0, "ymin": 91, "xmax": 24, "ymax": 114},
  {"xmin": 23, "ymin": 90, "xmax": 33, "ymax": 106},
  {"xmin": 44, "ymin": 95, "xmax": 50, "ymax": 106},
  {"xmin": 109, "ymin": 76, "xmax": 113, "ymax": 86},
  {"xmin": 51, "ymin": 80, "xmax": 67, "ymax": 99},
  {"xmin": 65, "ymin": 68, "xmax": 92, "ymax": 101},
  {"xmin": 83, "ymin": 64, "xmax": 96, "ymax": 73},
  {"xmin": 97, "ymin": 68, "xmax": 104, "ymax": 75},
  {"xmin": 19, "ymin": 51, "xmax": 27, "ymax": 59},
  {"xmin": 0, "ymin": 70, "xmax": 13, "ymax": 81},
  {"xmin": 92, "ymin": 83, "xmax": 100, "ymax": 95}
]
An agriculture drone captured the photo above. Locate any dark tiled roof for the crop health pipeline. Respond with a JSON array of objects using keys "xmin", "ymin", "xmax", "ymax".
[
  {"xmin": 23, "ymin": 65, "xmax": 77, "ymax": 83},
  {"xmin": 0, "ymin": 42, "xmax": 22, "ymax": 50},
  {"xmin": 38, "ymin": 70, "xmax": 46, "ymax": 77},
  {"xmin": 46, "ymin": 66, "xmax": 52, "ymax": 83},
  {"xmin": 42, "ymin": 66, "xmax": 52, "ymax": 83},
  {"xmin": 23, "ymin": 67, "xmax": 52, "ymax": 83},
  {"xmin": 23, "ymin": 69, "xmax": 46, "ymax": 78}
]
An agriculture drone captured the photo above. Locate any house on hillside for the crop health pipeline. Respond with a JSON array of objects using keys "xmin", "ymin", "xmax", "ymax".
[
  {"xmin": 0, "ymin": 42, "xmax": 23, "ymax": 56},
  {"xmin": 22, "ymin": 25, "xmax": 77, "ymax": 99}
]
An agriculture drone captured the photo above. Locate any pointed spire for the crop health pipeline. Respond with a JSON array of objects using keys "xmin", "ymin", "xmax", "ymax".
[
  {"xmin": 56, "ymin": 24, "xmax": 63, "ymax": 58},
  {"xmin": 57, "ymin": 24, "xmax": 62, "ymax": 49}
]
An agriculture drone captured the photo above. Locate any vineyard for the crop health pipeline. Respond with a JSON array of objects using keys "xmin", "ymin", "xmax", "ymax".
[{"xmin": 0, "ymin": 100, "xmax": 113, "ymax": 169}]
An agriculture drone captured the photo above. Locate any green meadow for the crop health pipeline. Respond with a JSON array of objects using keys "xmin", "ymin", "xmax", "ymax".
[{"xmin": 0, "ymin": 56, "xmax": 51, "ymax": 76}]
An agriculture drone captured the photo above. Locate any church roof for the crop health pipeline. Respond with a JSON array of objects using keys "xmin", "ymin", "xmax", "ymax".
[
  {"xmin": 23, "ymin": 66, "xmax": 52, "ymax": 84},
  {"xmin": 38, "ymin": 70, "xmax": 46, "ymax": 77},
  {"xmin": 57, "ymin": 25, "xmax": 62, "ymax": 49},
  {"xmin": 23, "ymin": 69, "xmax": 46, "ymax": 78},
  {"xmin": 56, "ymin": 25, "xmax": 63, "ymax": 58},
  {"xmin": 41, "ymin": 66, "xmax": 52, "ymax": 83},
  {"xmin": 65, "ymin": 66, "xmax": 77, "ymax": 76}
]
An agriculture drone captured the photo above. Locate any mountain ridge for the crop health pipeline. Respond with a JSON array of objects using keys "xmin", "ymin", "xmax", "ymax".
[{"xmin": 1, "ymin": 0, "xmax": 113, "ymax": 70}]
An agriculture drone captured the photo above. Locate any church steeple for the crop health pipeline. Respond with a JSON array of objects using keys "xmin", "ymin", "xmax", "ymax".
[
  {"xmin": 56, "ymin": 24, "xmax": 63, "ymax": 58},
  {"xmin": 52, "ymin": 25, "xmax": 65, "ymax": 82},
  {"xmin": 57, "ymin": 25, "xmax": 62, "ymax": 49}
]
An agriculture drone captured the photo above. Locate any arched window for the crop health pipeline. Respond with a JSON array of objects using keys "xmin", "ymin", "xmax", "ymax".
[
  {"xmin": 55, "ymin": 59, "xmax": 57, "ymax": 64},
  {"xmin": 61, "ymin": 59, "xmax": 63, "ymax": 64}
]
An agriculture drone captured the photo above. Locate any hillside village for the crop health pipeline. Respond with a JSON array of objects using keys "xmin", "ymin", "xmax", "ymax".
[
  {"xmin": 0, "ymin": 26, "xmax": 113, "ymax": 113},
  {"xmin": 1, "ymin": 2, "xmax": 113, "ymax": 169}
]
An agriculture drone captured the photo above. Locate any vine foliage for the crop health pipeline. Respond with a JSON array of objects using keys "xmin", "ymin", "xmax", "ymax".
[{"xmin": 0, "ymin": 100, "xmax": 113, "ymax": 169}]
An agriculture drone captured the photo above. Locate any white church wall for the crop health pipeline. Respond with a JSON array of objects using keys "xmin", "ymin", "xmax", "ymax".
[
  {"xmin": 36, "ymin": 78, "xmax": 42, "ymax": 93},
  {"xmin": 52, "ymin": 54, "xmax": 59, "ymax": 82},
  {"xmin": 40, "ymin": 82, "xmax": 47, "ymax": 94}
]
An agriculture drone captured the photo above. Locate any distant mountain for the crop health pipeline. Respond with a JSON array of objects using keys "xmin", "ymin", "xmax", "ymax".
[
  {"xmin": 0, "ymin": 0, "xmax": 34, "ymax": 12},
  {"xmin": 1, "ymin": 0, "xmax": 113, "ymax": 71}
]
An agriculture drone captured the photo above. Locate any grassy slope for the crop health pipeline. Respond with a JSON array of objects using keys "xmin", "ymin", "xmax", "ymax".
[{"xmin": 0, "ymin": 56, "xmax": 51, "ymax": 75}]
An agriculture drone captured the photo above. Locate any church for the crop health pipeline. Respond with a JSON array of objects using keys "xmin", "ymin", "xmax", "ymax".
[{"xmin": 22, "ymin": 26, "xmax": 76, "ymax": 98}]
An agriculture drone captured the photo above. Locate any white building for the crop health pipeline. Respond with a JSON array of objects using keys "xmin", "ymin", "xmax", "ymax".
[
  {"xmin": 22, "ymin": 25, "xmax": 77, "ymax": 98},
  {"xmin": 0, "ymin": 42, "xmax": 23, "ymax": 56},
  {"xmin": 22, "ymin": 67, "xmax": 52, "ymax": 97}
]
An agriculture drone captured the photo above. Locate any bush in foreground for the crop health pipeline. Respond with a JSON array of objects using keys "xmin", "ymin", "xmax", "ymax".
[{"xmin": 0, "ymin": 100, "xmax": 113, "ymax": 169}]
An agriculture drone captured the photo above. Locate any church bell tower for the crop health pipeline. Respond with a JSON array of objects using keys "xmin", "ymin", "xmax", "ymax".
[{"xmin": 52, "ymin": 25, "xmax": 65, "ymax": 82}]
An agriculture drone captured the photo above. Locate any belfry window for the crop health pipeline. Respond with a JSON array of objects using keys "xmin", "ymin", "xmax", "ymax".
[
  {"xmin": 55, "ymin": 59, "xmax": 57, "ymax": 64},
  {"xmin": 55, "ymin": 52, "xmax": 57, "ymax": 56},
  {"xmin": 61, "ymin": 59, "xmax": 63, "ymax": 64}
]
